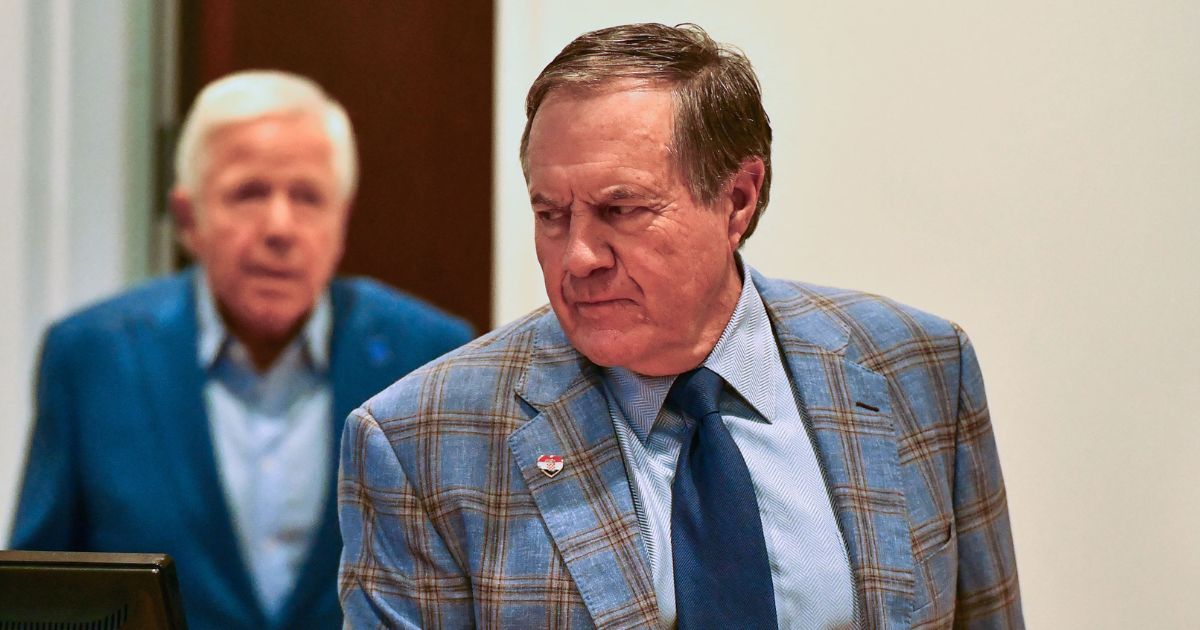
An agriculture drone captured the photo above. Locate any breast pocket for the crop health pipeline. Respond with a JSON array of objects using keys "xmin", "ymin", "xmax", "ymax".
[{"xmin": 911, "ymin": 522, "xmax": 957, "ymax": 628}]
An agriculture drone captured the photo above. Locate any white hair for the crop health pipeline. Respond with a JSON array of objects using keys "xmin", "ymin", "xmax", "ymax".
[{"xmin": 174, "ymin": 70, "xmax": 358, "ymax": 201}]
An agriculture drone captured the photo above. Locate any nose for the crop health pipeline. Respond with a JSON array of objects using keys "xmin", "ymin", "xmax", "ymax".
[
  {"xmin": 562, "ymin": 212, "xmax": 614, "ymax": 278},
  {"xmin": 263, "ymin": 192, "xmax": 297, "ymax": 250}
]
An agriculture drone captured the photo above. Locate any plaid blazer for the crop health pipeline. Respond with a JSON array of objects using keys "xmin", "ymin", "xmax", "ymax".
[{"xmin": 339, "ymin": 272, "xmax": 1022, "ymax": 629}]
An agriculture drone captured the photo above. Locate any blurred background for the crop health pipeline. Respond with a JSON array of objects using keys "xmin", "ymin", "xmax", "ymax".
[{"xmin": 1, "ymin": 1, "xmax": 1196, "ymax": 627}]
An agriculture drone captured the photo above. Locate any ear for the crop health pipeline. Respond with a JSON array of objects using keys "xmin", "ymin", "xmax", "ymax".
[
  {"xmin": 725, "ymin": 156, "xmax": 765, "ymax": 249},
  {"xmin": 169, "ymin": 186, "xmax": 201, "ymax": 256}
]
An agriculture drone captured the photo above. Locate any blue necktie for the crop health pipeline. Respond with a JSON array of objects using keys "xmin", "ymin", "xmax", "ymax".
[{"xmin": 669, "ymin": 367, "xmax": 777, "ymax": 629}]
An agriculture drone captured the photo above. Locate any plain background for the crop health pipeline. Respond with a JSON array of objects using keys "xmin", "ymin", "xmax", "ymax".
[
  {"xmin": 3, "ymin": 2, "xmax": 1198, "ymax": 628},
  {"xmin": 493, "ymin": 3, "xmax": 1200, "ymax": 628}
]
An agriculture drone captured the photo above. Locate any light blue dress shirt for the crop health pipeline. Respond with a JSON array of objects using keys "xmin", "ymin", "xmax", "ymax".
[
  {"xmin": 195, "ymin": 274, "xmax": 332, "ymax": 621},
  {"xmin": 601, "ymin": 266, "xmax": 856, "ymax": 629}
]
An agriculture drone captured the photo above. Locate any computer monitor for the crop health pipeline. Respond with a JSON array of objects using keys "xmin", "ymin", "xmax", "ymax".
[{"xmin": 0, "ymin": 550, "xmax": 188, "ymax": 629}]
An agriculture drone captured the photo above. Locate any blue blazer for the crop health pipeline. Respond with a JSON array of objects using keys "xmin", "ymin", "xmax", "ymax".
[
  {"xmin": 10, "ymin": 270, "xmax": 473, "ymax": 630},
  {"xmin": 339, "ymin": 272, "xmax": 1022, "ymax": 628}
]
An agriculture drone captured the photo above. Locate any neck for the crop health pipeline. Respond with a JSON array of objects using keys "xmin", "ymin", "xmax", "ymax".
[
  {"xmin": 220, "ymin": 310, "xmax": 307, "ymax": 373},
  {"xmin": 238, "ymin": 334, "xmax": 295, "ymax": 372}
]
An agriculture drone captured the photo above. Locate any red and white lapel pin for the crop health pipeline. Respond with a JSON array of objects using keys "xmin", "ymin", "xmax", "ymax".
[{"xmin": 537, "ymin": 454, "xmax": 564, "ymax": 478}]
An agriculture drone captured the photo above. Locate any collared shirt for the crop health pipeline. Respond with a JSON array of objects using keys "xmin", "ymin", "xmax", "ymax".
[
  {"xmin": 601, "ymin": 267, "xmax": 855, "ymax": 629},
  {"xmin": 196, "ymin": 273, "xmax": 332, "ymax": 621}
]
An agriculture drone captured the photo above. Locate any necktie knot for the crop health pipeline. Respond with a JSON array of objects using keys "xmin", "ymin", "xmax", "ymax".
[{"xmin": 666, "ymin": 366, "xmax": 723, "ymax": 422}]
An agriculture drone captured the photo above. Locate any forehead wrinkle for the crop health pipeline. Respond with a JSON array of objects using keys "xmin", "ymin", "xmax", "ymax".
[
  {"xmin": 530, "ymin": 191, "xmax": 570, "ymax": 208},
  {"xmin": 593, "ymin": 185, "xmax": 663, "ymax": 207},
  {"xmin": 568, "ymin": 180, "xmax": 663, "ymax": 208}
]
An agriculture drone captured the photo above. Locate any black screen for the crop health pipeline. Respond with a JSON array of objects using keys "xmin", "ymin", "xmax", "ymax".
[{"xmin": 0, "ymin": 551, "xmax": 187, "ymax": 629}]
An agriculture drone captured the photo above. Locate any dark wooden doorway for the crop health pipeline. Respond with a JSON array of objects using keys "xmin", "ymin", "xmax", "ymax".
[{"xmin": 176, "ymin": 0, "xmax": 494, "ymax": 332}]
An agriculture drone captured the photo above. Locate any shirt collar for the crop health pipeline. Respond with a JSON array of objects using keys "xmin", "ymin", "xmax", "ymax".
[
  {"xmin": 601, "ymin": 261, "xmax": 778, "ymax": 443},
  {"xmin": 701, "ymin": 263, "xmax": 779, "ymax": 424},
  {"xmin": 602, "ymin": 368, "xmax": 674, "ymax": 444},
  {"xmin": 194, "ymin": 270, "xmax": 332, "ymax": 372}
]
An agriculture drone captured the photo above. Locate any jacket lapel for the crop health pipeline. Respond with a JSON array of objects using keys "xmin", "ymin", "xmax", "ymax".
[
  {"xmin": 128, "ymin": 272, "xmax": 267, "ymax": 627},
  {"xmin": 508, "ymin": 313, "xmax": 658, "ymax": 629},
  {"xmin": 756, "ymin": 273, "xmax": 915, "ymax": 630}
]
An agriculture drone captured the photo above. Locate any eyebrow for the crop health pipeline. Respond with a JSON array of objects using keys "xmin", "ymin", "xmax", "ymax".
[
  {"xmin": 529, "ymin": 186, "xmax": 653, "ymax": 209},
  {"xmin": 530, "ymin": 192, "xmax": 567, "ymax": 209},
  {"xmin": 602, "ymin": 186, "xmax": 647, "ymax": 203}
]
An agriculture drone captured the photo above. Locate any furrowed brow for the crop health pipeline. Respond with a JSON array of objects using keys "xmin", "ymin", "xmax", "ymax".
[
  {"xmin": 601, "ymin": 186, "xmax": 651, "ymax": 204},
  {"xmin": 530, "ymin": 192, "xmax": 568, "ymax": 209}
]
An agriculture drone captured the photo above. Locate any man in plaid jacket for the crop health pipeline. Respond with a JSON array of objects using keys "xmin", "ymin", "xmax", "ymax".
[{"xmin": 339, "ymin": 23, "xmax": 1022, "ymax": 629}]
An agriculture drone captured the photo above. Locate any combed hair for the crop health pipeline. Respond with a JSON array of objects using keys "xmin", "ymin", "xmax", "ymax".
[
  {"xmin": 174, "ymin": 70, "xmax": 358, "ymax": 201},
  {"xmin": 520, "ymin": 23, "xmax": 773, "ymax": 241}
]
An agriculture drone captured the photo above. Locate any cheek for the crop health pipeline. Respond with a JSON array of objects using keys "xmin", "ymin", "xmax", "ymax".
[
  {"xmin": 304, "ymin": 240, "xmax": 343, "ymax": 291},
  {"xmin": 195, "ymin": 217, "xmax": 250, "ymax": 258},
  {"xmin": 534, "ymin": 237, "xmax": 563, "ymax": 276},
  {"xmin": 535, "ymin": 241, "xmax": 574, "ymax": 319},
  {"xmin": 318, "ymin": 230, "xmax": 344, "ymax": 261},
  {"xmin": 305, "ymin": 222, "xmax": 347, "ymax": 258},
  {"xmin": 637, "ymin": 241, "xmax": 721, "ymax": 308},
  {"xmin": 195, "ymin": 232, "xmax": 239, "ymax": 268}
]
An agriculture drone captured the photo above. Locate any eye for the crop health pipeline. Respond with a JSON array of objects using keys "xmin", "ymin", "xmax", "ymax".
[
  {"xmin": 227, "ymin": 180, "xmax": 270, "ymax": 204},
  {"xmin": 290, "ymin": 183, "xmax": 326, "ymax": 207},
  {"xmin": 535, "ymin": 208, "xmax": 567, "ymax": 223},
  {"xmin": 607, "ymin": 205, "xmax": 645, "ymax": 217}
]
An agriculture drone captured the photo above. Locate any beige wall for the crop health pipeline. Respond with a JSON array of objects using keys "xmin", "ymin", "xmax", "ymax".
[{"xmin": 495, "ymin": 2, "xmax": 1200, "ymax": 628}]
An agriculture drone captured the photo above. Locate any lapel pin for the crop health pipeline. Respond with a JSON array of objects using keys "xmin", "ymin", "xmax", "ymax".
[{"xmin": 537, "ymin": 454, "xmax": 564, "ymax": 478}]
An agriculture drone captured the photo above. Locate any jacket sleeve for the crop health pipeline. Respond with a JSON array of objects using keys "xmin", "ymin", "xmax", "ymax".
[
  {"xmin": 338, "ymin": 406, "xmax": 474, "ymax": 628},
  {"xmin": 8, "ymin": 325, "xmax": 84, "ymax": 550},
  {"xmin": 951, "ymin": 325, "xmax": 1024, "ymax": 628}
]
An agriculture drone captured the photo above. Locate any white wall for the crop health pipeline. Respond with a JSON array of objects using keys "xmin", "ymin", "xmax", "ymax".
[
  {"xmin": 0, "ymin": 1, "xmax": 32, "ymax": 546},
  {"xmin": 0, "ymin": 0, "xmax": 157, "ymax": 541},
  {"xmin": 494, "ymin": 2, "xmax": 1200, "ymax": 628}
]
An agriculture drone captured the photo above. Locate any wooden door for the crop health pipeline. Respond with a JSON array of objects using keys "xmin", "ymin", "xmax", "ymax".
[{"xmin": 177, "ymin": 0, "xmax": 494, "ymax": 332}]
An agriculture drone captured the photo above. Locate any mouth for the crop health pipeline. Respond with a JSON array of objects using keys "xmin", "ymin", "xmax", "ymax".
[
  {"xmin": 244, "ymin": 263, "xmax": 302, "ymax": 280},
  {"xmin": 572, "ymin": 298, "xmax": 637, "ymax": 318}
]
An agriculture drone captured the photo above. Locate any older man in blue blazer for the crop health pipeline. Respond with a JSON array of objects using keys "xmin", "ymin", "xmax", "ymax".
[
  {"xmin": 10, "ymin": 71, "xmax": 473, "ymax": 630},
  {"xmin": 340, "ymin": 24, "xmax": 1022, "ymax": 629}
]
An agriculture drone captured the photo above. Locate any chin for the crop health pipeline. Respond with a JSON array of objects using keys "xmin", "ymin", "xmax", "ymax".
[
  {"xmin": 567, "ymin": 327, "xmax": 643, "ymax": 370},
  {"xmin": 236, "ymin": 301, "xmax": 308, "ymax": 338}
]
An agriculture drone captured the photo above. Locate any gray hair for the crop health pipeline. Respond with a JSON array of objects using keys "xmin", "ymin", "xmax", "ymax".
[{"xmin": 174, "ymin": 70, "xmax": 358, "ymax": 201}]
